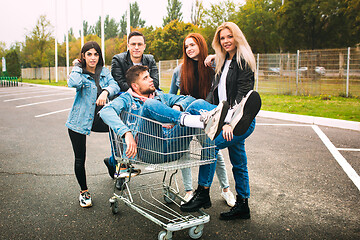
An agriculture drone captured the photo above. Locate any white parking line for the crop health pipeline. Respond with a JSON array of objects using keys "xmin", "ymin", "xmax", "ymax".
[
  {"xmin": 16, "ymin": 97, "xmax": 74, "ymax": 108},
  {"xmin": 0, "ymin": 89, "xmax": 50, "ymax": 97},
  {"xmin": 312, "ymin": 125, "xmax": 360, "ymax": 191},
  {"xmin": 35, "ymin": 108, "xmax": 71, "ymax": 118},
  {"xmin": 4, "ymin": 92, "xmax": 74, "ymax": 102},
  {"xmin": 337, "ymin": 148, "xmax": 360, "ymax": 152}
]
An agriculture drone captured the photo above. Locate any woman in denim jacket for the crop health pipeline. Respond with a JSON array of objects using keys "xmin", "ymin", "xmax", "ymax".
[
  {"xmin": 169, "ymin": 33, "xmax": 236, "ymax": 208},
  {"xmin": 66, "ymin": 41, "xmax": 120, "ymax": 208}
]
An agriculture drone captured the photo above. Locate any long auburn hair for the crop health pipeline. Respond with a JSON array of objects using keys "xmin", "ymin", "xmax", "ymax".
[
  {"xmin": 180, "ymin": 33, "xmax": 214, "ymax": 99},
  {"xmin": 212, "ymin": 22, "xmax": 256, "ymax": 76}
]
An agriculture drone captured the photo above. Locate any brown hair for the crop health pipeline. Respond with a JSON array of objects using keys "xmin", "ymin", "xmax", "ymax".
[
  {"xmin": 79, "ymin": 41, "xmax": 104, "ymax": 69},
  {"xmin": 125, "ymin": 65, "xmax": 149, "ymax": 88},
  {"xmin": 180, "ymin": 33, "xmax": 213, "ymax": 99}
]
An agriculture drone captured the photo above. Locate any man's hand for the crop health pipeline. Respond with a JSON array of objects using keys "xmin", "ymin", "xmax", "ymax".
[
  {"xmin": 222, "ymin": 124, "xmax": 233, "ymax": 141},
  {"xmin": 124, "ymin": 132, "xmax": 137, "ymax": 158},
  {"xmin": 96, "ymin": 90, "xmax": 108, "ymax": 106},
  {"xmin": 172, "ymin": 105, "xmax": 181, "ymax": 111}
]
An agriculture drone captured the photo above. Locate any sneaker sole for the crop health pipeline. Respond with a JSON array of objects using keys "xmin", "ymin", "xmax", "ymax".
[
  {"xmin": 180, "ymin": 201, "xmax": 212, "ymax": 212},
  {"xmin": 205, "ymin": 101, "xmax": 230, "ymax": 140},
  {"xmin": 231, "ymin": 91, "xmax": 261, "ymax": 136}
]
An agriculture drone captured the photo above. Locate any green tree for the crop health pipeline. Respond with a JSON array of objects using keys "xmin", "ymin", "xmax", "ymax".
[
  {"xmin": 5, "ymin": 50, "xmax": 21, "ymax": 77},
  {"xmin": 163, "ymin": 0, "xmax": 183, "ymax": 27},
  {"xmin": 119, "ymin": 1, "xmax": 146, "ymax": 37},
  {"xmin": 93, "ymin": 15, "xmax": 120, "ymax": 40},
  {"xmin": 21, "ymin": 15, "xmax": 54, "ymax": 67},
  {"xmin": 152, "ymin": 20, "xmax": 196, "ymax": 60},
  {"xmin": 191, "ymin": 0, "xmax": 205, "ymax": 26},
  {"xmin": 202, "ymin": 0, "xmax": 237, "ymax": 29},
  {"xmin": 277, "ymin": 0, "xmax": 359, "ymax": 51},
  {"xmin": 235, "ymin": 0, "xmax": 282, "ymax": 53}
]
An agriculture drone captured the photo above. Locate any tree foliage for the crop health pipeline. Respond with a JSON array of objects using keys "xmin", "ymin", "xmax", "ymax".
[
  {"xmin": 4, "ymin": 0, "xmax": 358, "ymax": 70},
  {"xmin": 163, "ymin": 0, "xmax": 183, "ymax": 27},
  {"xmin": 5, "ymin": 50, "xmax": 21, "ymax": 77},
  {"xmin": 22, "ymin": 15, "xmax": 54, "ymax": 67},
  {"xmin": 235, "ymin": 0, "xmax": 281, "ymax": 53},
  {"xmin": 119, "ymin": 1, "xmax": 146, "ymax": 37}
]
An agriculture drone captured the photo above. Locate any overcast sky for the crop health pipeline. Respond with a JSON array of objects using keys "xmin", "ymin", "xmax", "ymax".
[{"xmin": 1, "ymin": 0, "xmax": 245, "ymax": 48}]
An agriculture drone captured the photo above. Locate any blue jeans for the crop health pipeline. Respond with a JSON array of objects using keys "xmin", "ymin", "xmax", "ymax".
[
  {"xmin": 186, "ymin": 99, "xmax": 255, "ymax": 198},
  {"xmin": 181, "ymin": 151, "xmax": 229, "ymax": 192},
  {"xmin": 141, "ymin": 99, "xmax": 218, "ymax": 188}
]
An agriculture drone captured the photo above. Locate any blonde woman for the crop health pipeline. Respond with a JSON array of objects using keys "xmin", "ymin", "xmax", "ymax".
[{"xmin": 182, "ymin": 22, "xmax": 261, "ymax": 220}]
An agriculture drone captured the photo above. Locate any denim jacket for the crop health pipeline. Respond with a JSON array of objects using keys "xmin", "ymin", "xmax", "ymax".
[
  {"xmin": 66, "ymin": 66, "xmax": 120, "ymax": 135},
  {"xmin": 169, "ymin": 64, "xmax": 182, "ymax": 95},
  {"xmin": 99, "ymin": 90, "xmax": 195, "ymax": 138}
]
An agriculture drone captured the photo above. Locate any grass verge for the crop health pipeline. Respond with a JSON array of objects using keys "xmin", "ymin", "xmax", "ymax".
[{"xmin": 19, "ymin": 79, "xmax": 360, "ymax": 122}]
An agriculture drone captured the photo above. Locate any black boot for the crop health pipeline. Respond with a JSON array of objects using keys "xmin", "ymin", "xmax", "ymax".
[
  {"xmin": 219, "ymin": 196, "xmax": 250, "ymax": 220},
  {"xmin": 180, "ymin": 185, "xmax": 211, "ymax": 212}
]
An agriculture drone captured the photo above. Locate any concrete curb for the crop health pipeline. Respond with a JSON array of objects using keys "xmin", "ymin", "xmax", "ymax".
[
  {"xmin": 258, "ymin": 110, "xmax": 360, "ymax": 132},
  {"xmin": 13, "ymin": 83, "xmax": 360, "ymax": 132},
  {"xmin": 18, "ymin": 82, "xmax": 75, "ymax": 91}
]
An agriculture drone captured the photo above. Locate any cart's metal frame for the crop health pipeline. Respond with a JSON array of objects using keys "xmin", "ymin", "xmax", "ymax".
[{"xmin": 109, "ymin": 111, "xmax": 216, "ymax": 240}]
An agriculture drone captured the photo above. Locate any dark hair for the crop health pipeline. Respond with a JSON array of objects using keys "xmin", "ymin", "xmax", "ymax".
[
  {"xmin": 125, "ymin": 65, "xmax": 149, "ymax": 88},
  {"xmin": 180, "ymin": 33, "xmax": 213, "ymax": 99},
  {"xmin": 128, "ymin": 31, "xmax": 146, "ymax": 44},
  {"xmin": 80, "ymin": 41, "xmax": 104, "ymax": 69}
]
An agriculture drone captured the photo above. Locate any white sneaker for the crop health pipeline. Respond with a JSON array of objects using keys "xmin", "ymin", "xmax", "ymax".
[
  {"xmin": 181, "ymin": 191, "xmax": 194, "ymax": 205},
  {"xmin": 229, "ymin": 90, "xmax": 261, "ymax": 136},
  {"xmin": 79, "ymin": 190, "xmax": 92, "ymax": 208},
  {"xmin": 221, "ymin": 189, "xmax": 236, "ymax": 207},
  {"xmin": 200, "ymin": 101, "xmax": 230, "ymax": 140}
]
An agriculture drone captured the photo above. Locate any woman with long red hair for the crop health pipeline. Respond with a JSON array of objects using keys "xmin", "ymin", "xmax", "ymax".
[{"xmin": 169, "ymin": 33, "xmax": 236, "ymax": 207}]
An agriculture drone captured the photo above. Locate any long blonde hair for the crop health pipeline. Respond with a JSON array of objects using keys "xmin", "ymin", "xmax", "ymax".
[{"xmin": 212, "ymin": 22, "xmax": 256, "ymax": 76}]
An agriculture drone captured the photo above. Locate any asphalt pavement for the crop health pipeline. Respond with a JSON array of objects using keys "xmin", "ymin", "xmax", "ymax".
[{"xmin": 1, "ymin": 84, "xmax": 359, "ymax": 240}]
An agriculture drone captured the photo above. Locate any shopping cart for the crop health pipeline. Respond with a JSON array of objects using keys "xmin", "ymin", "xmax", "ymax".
[{"xmin": 109, "ymin": 111, "xmax": 216, "ymax": 240}]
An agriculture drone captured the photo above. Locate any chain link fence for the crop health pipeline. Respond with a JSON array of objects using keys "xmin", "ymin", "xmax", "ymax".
[
  {"xmin": 159, "ymin": 47, "xmax": 360, "ymax": 97},
  {"xmin": 21, "ymin": 47, "xmax": 360, "ymax": 97}
]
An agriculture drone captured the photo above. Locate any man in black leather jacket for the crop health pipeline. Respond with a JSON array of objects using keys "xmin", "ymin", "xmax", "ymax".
[{"xmin": 111, "ymin": 31, "xmax": 159, "ymax": 91}]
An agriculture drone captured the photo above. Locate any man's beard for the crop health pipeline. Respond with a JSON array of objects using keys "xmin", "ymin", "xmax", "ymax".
[{"xmin": 141, "ymin": 87, "xmax": 155, "ymax": 95}]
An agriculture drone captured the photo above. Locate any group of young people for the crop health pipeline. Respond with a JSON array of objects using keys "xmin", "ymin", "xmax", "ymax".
[{"xmin": 66, "ymin": 22, "xmax": 261, "ymax": 221}]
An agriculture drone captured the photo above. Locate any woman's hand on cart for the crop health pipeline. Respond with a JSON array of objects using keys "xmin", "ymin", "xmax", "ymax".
[
  {"xmin": 96, "ymin": 90, "xmax": 109, "ymax": 106},
  {"xmin": 124, "ymin": 131, "xmax": 137, "ymax": 158}
]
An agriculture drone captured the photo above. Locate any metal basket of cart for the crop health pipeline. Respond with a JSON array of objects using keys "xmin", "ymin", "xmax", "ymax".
[{"xmin": 109, "ymin": 111, "xmax": 216, "ymax": 240}]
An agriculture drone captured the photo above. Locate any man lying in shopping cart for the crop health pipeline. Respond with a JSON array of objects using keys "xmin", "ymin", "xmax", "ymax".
[{"xmin": 100, "ymin": 65, "xmax": 261, "ymax": 216}]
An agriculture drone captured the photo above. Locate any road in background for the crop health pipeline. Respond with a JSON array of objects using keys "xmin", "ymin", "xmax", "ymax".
[{"xmin": 1, "ymin": 85, "xmax": 359, "ymax": 239}]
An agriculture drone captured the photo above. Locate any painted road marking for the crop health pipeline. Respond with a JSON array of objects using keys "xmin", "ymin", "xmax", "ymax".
[
  {"xmin": 312, "ymin": 125, "xmax": 360, "ymax": 191},
  {"xmin": 4, "ymin": 92, "xmax": 74, "ymax": 102},
  {"xmin": 337, "ymin": 148, "xmax": 360, "ymax": 152},
  {"xmin": 35, "ymin": 108, "xmax": 71, "ymax": 118},
  {"xmin": 16, "ymin": 97, "xmax": 74, "ymax": 108}
]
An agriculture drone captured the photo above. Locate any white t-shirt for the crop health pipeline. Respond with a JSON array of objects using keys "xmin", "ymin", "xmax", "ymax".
[{"xmin": 218, "ymin": 60, "xmax": 231, "ymax": 103}]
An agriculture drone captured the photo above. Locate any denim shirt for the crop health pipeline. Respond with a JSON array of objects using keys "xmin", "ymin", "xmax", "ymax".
[
  {"xmin": 66, "ymin": 66, "xmax": 120, "ymax": 135},
  {"xmin": 169, "ymin": 64, "xmax": 182, "ymax": 95},
  {"xmin": 99, "ymin": 90, "xmax": 195, "ymax": 138}
]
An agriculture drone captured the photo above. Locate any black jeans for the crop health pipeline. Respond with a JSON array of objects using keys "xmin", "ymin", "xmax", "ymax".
[{"xmin": 68, "ymin": 129, "xmax": 87, "ymax": 191}]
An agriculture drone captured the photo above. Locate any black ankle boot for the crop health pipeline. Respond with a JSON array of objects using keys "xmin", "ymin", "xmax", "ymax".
[
  {"xmin": 219, "ymin": 196, "xmax": 250, "ymax": 220},
  {"xmin": 180, "ymin": 185, "xmax": 211, "ymax": 212}
]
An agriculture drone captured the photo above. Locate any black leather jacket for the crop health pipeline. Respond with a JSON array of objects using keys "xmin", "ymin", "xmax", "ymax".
[
  {"xmin": 206, "ymin": 53, "xmax": 254, "ymax": 107},
  {"xmin": 111, "ymin": 51, "xmax": 159, "ymax": 91}
]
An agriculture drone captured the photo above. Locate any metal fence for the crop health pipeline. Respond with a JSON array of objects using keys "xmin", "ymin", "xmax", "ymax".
[
  {"xmin": 21, "ymin": 47, "xmax": 360, "ymax": 97},
  {"xmin": 159, "ymin": 47, "xmax": 360, "ymax": 97}
]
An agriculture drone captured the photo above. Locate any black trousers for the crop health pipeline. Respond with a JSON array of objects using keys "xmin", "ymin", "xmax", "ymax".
[{"xmin": 68, "ymin": 129, "xmax": 87, "ymax": 191}]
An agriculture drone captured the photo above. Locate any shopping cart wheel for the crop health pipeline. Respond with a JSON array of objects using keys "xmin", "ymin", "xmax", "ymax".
[
  {"xmin": 158, "ymin": 230, "xmax": 172, "ymax": 240},
  {"xmin": 189, "ymin": 225, "xmax": 204, "ymax": 239},
  {"xmin": 111, "ymin": 200, "xmax": 119, "ymax": 214},
  {"xmin": 163, "ymin": 191, "xmax": 176, "ymax": 204}
]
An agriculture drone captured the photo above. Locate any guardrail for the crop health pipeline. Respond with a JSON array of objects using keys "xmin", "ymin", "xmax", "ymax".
[{"xmin": 0, "ymin": 77, "xmax": 18, "ymax": 87}]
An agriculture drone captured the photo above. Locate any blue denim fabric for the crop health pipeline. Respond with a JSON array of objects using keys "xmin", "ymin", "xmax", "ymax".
[
  {"xmin": 186, "ymin": 99, "xmax": 255, "ymax": 198},
  {"xmin": 100, "ymin": 91, "xmax": 196, "ymax": 167},
  {"xmin": 169, "ymin": 64, "xmax": 182, "ymax": 95},
  {"xmin": 66, "ymin": 66, "xmax": 120, "ymax": 135}
]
